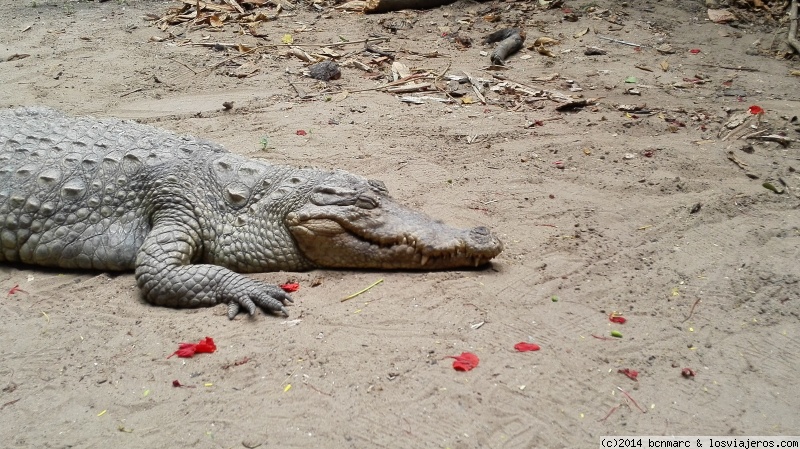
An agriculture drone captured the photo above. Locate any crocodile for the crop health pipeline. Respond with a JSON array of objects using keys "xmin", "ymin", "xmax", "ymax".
[{"xmin": 0, "ymin": 107, "xmax": 503, "ymax": 318}]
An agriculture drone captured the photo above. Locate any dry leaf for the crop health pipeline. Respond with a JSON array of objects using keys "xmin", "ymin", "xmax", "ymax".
[
  {"xmin": 533, "ymin": 73, "xmax": 559, "ymax": 82},
  {"xmin": 209, "ymin": 14, "xmax": 225, "ymax": 27},
  {"xmin": 660, "ymin": 60, "xmax": 669, "ymax": 71},
  {"xmin": 332, "ymin": 91, "xmax": 349, "ymax": 102},
  {"xmin": 791, "ymin": 70, "xmax": 800, "ymax": 76},
  {"xmin": 535, "ymin": 46, "xmax": 555, "ymax": 57},
  {"xmin": 532, "ymin": 36, "xmax": 559, "ymax": 47},
  {"xmin": 655, "ymin": 44, "xmax": 675, "ymax": 54},
  {"xmin": 319, "ymin": 47, "xmax": 341, "ymax": 58},
  {"xmin": 573, "ymin": 28, "xmax": 589, "ymax": 38},
  {"xmin": 233, "ymin": 63, "xmax": 259, "ymax": 78}
]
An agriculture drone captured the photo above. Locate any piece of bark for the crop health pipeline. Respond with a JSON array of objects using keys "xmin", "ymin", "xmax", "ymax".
[
  {"xmin": 789, "ymin": 0, "xmax": 799, "ymax": 54},
  {"xmin": 364, "ymin": 0, "xmax": 457, "ymax": 13},
  {"xmin": 491, "ymin": 32, "xmax": 525, "ymax": 66},
  {"xmin": 482, "ymin": 28, "xmax": 521, "ymax": 45}
]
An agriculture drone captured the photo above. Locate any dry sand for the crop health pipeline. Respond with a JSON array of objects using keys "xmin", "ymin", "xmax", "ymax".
[{"xmin": 1, "ymin": 0, "xmax": 799, "ymax": 448}]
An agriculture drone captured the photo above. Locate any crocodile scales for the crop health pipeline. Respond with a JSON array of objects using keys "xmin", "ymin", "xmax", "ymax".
[{"xmin": 0, "ymin": 107, "xmax": 503, "ymax": 318}]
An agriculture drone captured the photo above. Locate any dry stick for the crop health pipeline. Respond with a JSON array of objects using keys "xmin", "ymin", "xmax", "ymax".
[
  {"xmin": 617, "ymin": 387, "xmax": 646, "ymax": 413},
  {"xmin": 186, "ymin": 37, "xmax": 390, "ymax": 49},
  {"xmin": 682, "ymin": 298, "xmax": 702, "ymax": 323},
  {"xmin": 347, "ymin": 72, "xmax": 429, "ymax": 93},
  {"xmin": 599, "ymin": 403, "xmax": 624, "ymax": 422},
  {"xmin": 120, "ymin": 87, "xmax": 144, "ymax": 98},
  {"xmin": 597, "ymin": 35, "xmax": 647, "ymax": 47},
  {"xmin": 341, "ymin": 279, "xmax": 384, "ymax": 302},
  {"xmin": 463, "ymin": 71, "xmax": 486, "ymax": 104},
  {"xmin": 170, "ymin": 57, "xmax": 199, "ymax": 75},
  {"xmin": 689, "ymin": 63, "xmax": 759, "ymax": 72},
  {"xmin": 789, "ymin": 0, "xmax": 799, "ymax": 54},
  {"xmin": 431, "ymin": 61, "xmax": 463, "ymax": 106},
  {"xmin": 286, "ymin": 74, "xmax": 310, "ymax": 99},
  {"xmin": 304, "ymin": 382, "xmax": 333, "ymax": 396},
  {"xmin": 192, "ymin": 37, "xmax": 392, "ymax": 76}
]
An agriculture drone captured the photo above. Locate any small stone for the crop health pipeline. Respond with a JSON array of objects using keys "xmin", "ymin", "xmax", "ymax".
[{"xmin": 308, "ymin": 60, "xmax": 341, "ymax": 81}]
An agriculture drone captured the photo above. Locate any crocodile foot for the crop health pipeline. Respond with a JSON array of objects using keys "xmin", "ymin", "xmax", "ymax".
[{"xmin": 222, "ymin": 276, "xmax": 294, "ymax": 319}]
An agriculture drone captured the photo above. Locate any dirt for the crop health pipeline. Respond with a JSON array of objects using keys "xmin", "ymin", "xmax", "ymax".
[{"xmin": 1, "ymin": 0, "xmax": 799, "ymax": 448}]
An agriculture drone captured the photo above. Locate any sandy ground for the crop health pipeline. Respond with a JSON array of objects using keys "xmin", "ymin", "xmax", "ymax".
[{"xmin": 1, "ymin": 0, "xmax": 799, "ymax": 448}]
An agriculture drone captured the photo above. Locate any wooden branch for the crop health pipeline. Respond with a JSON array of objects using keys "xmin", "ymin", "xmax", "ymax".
[
  {"xmin": 789, "ymin": 0, "xmax": 799, "ymax": 54},
  {"xmin": 364, "ymin": 0, "xmax": 457, "ymax": 14}
]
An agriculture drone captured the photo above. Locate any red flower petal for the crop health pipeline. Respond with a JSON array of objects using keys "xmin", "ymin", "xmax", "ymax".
[
  {"xmin": 168, "ymin": 337, "xmax": 216, "ymax": 359},
  {"xmin": 689, "ymin": 49, "xmax": 701, "ymax": 54},
  {"xmin": 8, "ymin": 284, "xmax": 24, "ymax": 295},
  {"xmin": 609, "ymin": 315, "xmax": 627, "ymax": 324},
  {"xmin": 194, "ymin": 337, "xmax": 216, "ymax": 354},
  {"xmin": 618, "ymin": 368, "xmax": 639, "ymax": 381},
  {"xmin": 514, "ymin": 342, "xmax": 541, "ymax": 352},
  {"xmin": 681, "ymin": 368, "xmax": 696, "ymax": 378},
  {"xmin": 172, "ymin": 380, "xmax": 183, "ymax": 387},
  {"xmin": 447, "ymin": 352, "xmax": 479, "ymax": 371},
  {"xmin": 748, "ymin": 105, "xmax": 764, "ymax": 115},
  {"xmin": 296, "ymin": 130, "xmax": 307, "ymax": 136},
  {"xmin": 279, "ymin": 282, "xmax": 300, "ymax": 293}
]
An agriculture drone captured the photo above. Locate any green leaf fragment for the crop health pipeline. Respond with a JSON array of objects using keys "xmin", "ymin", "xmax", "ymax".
[{"xmin": 762, "ymin": 182, "xmax": 784, "ymax": 194}]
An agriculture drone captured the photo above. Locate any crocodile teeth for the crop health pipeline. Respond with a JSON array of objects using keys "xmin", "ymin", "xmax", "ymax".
[{"xmin": 420, "ymin": 255, "xmax": 430, "ymax": 266}]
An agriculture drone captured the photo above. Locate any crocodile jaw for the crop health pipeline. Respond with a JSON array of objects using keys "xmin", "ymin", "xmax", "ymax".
[{"xmin": 285, "ymin": 201, "xmax": 503, "ymax": 270}]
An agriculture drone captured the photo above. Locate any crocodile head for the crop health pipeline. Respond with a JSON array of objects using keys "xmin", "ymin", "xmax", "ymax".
[{"xmin": 285, "ymin": 171, "xmax": 503, "ymax": 269}]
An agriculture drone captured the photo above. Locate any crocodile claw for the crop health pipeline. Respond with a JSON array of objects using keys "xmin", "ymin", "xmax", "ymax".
[{"xmin": 226, "ymin": 281, "xmax": 293, "ymax": 319}]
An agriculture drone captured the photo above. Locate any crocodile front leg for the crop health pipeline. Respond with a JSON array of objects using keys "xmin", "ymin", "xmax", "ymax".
[{"xmin": 134, "ymin": 220, "xmax": 293, "ymax": 318}]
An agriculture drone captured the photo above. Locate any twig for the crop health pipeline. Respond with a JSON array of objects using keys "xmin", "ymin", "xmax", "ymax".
[
  {"xmin": 196, "ymin": 37, "xmax": 391, "ymax": 76},
  {"xmin": 682, "ymin": 298, "xmax": 701, "ymax": 323},
  {"xmin": 120, "ymin": 87, "xmax": 143, "ymax": 98},
  {"xmin": 169, "ymin": 57, "xmax": 198, "ymax": 75},
  {"xmin": 1, "ymin": 398, "xmax": 20, "ymax": 409},
  {"xmin": 364, "ymin": 44, "xmax": 396, "ymax": 59},
  {"xmin": 597, "ymin": 35, "xmax": 647, "ymax": 48},
  {"xmin": 434, "ymin": 60, "xmax": 452, "ymax": 83},
  {"xmin": 286, "ymin": 74, "xmax": 311, "ymax": 99},
  {"xmin": 347, "ymin": 73, "xmax": 429, "ymax": 93},
  {"xmin": 599, "ymin": 403, "xmax": 623, "ymax": 422},
  {"xmin": 727, "ymin": 151, "xmax": 749, "ymax": 170},
  {"xmin": 304, "ymin": 382, "xmax": 332, "ymax": 396},
  {"xmin": 617, "ymin": 387, "xmax": 646, "ymax": 413},
  {"xmin": 738, "ymin": 128, "xmax": 769, "ymax": 140},
  {"xmin": 463, "ymin": 70, "xmax": 486, "ymax": 104},
  {"xmin": 187, "ymin": 37, "xmax": 391, "ymax": 49},
  {"xmin": 341, "ymin": 279, "xmax": 384, "ymax": 302},
  {"xmin": 689, "ymin": 63, "xmax": 760, "ymax": 72}
]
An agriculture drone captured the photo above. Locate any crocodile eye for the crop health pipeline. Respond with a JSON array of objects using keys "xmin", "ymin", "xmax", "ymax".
[
  {"xmin": 355, "ymin": 195, "xmax": 379, "ymax": 210},
  {"xmin": 310, "ymin": 186, "xmax": 358, "ymax": 206}
]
